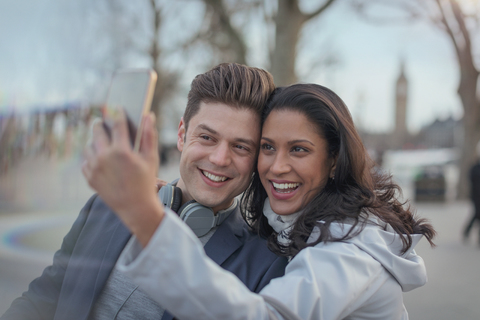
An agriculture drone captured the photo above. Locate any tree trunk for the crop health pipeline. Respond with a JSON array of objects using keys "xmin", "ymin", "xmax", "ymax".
[
  {"xmin": 202, "ymin": 0, "xmax": 248, "ymax": 65},
  {"xmin": 271, "ymin": 0, "xmax": 337, "ymax": 86},
  {"xmin": 148, "ymin": 1, "xmax": 178, "ymax": 144},
  {"xmin": 456, "ymin": 61, "xmax": 480, "ymax": 199},
  {"xmin": 149, "ymin": 0, "xmax": 162, "ymax": 130},
  {"xmin": 271, "ymin": 0, "xmax": 304, "ymax": 86},
  {"xmin": 435, "ymin": 0, "xmax": 480, "ymax": 199}
]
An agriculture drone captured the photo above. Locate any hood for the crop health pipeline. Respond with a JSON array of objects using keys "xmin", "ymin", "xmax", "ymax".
[{"xmin": 310, "ymin": 219, "xmax": 427, "ymax": 292}]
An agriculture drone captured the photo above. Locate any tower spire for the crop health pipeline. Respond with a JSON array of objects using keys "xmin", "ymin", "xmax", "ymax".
[{"xmin": 394, "ymin": 58, "xmax": 408, "ymax": 148}]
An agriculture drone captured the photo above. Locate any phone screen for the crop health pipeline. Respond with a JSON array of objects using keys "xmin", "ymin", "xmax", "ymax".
[{"xmin": 103, "ymin": 69, "xmax": 157, "ymax": 151}]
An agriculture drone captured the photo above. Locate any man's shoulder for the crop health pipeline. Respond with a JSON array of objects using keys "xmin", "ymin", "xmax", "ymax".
[
  {"xmin": 81, "ymin": 194, "xmax": 120, "ymax": 219},
  {"xmin": 74, "ymin": 194, "xmax": 129, "ymax": 239}
]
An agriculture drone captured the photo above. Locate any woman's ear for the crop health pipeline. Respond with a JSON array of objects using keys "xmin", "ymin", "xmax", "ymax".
[{"xmin": 329, "ymin": 158, "xmax": 337, "ymax": 179}]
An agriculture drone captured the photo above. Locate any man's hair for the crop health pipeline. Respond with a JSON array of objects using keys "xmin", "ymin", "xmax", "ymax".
[{"xmin": 183, "ymin": 63, "xmax": 275, "ymax": 130}]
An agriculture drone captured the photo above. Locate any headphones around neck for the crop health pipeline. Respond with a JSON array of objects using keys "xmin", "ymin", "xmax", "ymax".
[{"xmin": 158, "ymin": 180, "xmax": 231, "ymax": 237}]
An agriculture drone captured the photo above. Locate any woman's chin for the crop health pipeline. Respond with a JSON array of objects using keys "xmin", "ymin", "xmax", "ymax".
[{"xmin": 270, "ymin": 201, "xmax": 302, "ymax": 216}]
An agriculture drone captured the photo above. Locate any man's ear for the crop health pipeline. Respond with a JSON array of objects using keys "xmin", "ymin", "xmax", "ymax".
[{"xmin": 177, "ymin": 117, "xmax": 186, "ymax": 152}]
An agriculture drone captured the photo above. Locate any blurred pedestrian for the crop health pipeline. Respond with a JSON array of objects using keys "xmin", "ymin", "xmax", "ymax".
[{"xmin": 463, "ymin": 142, "xmax": 480, "ymax": 246}]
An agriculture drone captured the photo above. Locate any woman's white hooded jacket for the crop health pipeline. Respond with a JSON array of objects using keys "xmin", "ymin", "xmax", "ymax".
[{"xmin": 117, "ymin": 207, "xmax": 427, "ymax": 320}]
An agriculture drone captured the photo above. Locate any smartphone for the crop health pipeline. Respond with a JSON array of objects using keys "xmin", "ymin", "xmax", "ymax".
[{"xmin": 103, "ymin": 68, "xmax": 158, "ymax": 152}]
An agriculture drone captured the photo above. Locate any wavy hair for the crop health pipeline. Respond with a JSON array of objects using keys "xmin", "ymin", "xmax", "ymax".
[
  {"xmin": 183, "ymin": 63, "xmax": 275, "ymax": 131},
  {"xmin": 241, "ymin": 84, "xmax": 436, "ymax": 257}
]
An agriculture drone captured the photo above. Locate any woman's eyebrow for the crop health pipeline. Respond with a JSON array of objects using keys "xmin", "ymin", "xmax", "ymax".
[
  {"xmin": 261, "ymin": 136, "xmax": 314, "ymax": 146},
  {"xmin": 289, "ymin": 139, "xmax": 315, "ymax": 146}
]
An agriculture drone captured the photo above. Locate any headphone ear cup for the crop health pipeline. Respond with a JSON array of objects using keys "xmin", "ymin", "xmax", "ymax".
[
  {"xmin": 178, "ymin": 200, "xmax": 216, "ymax": 237},
  {"xmin": 177, "ymin": 199, "xmax": 196, "ymax": 218},
  {"xmin": 170, "ymin": 186, "xmax": 183, "ymax": 213},
  {"xmin": 158, "ymin": 185, "xmax": 183, "ymax": 212}
]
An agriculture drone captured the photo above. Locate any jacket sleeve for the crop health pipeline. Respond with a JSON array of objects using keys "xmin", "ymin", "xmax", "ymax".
[
  {"xmin": 117, "ymin": 208, "xmax": 395, "ymax": 320},
  {"xmin": 117, "ymin": 207, "xmax": 276, "ymax": 320},
  {"xmin": 0, "ymin": 195, "xmax": 98, "ymax": 320}
]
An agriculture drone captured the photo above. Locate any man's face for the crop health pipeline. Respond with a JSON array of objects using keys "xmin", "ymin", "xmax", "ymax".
[{"xmin": 176, "ymin": 102, "xmax": 260, "ymax": 213}]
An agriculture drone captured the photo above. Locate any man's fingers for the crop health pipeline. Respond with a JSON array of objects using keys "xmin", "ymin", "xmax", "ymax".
[
  {"xmin": 140, "ymin": 112, "xmax": 159, "ymax": 161},
  {"xmin": 81, "ymin": 146, "xmax": 95, "ymax": 187},
  {"xmin": 155, "ymin": 178, "xmax": 168, "ymax": 192},
  {"xmin": 110, "ymin": 109, "xmax": 131, "ymax": 149},
  {"xmin": 91, "ymin": 118, "xmax": 110, "ymax": 152}
]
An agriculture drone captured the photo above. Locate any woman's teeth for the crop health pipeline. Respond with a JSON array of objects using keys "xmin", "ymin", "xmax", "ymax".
[
  {"xmin": 203, "ymin": 171, "xmax": 228, "ymax": 182},
  {"xmin": 272, "ymin": 182, "xmax": 300, "ymax": 193}
]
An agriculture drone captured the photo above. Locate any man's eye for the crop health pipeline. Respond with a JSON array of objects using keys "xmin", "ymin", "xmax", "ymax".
[
  {"xmin": 200, "ymin": 135, "xmax": 212, "ymax": 141},
  {"xmin": 235, "ymin": 144, "xmax": 248, "ymax": 151}
]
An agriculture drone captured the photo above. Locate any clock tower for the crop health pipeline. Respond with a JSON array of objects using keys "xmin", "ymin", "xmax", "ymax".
[{"xmin": 394, "ymin": 61, "xmax": 408, "ymax": 148}]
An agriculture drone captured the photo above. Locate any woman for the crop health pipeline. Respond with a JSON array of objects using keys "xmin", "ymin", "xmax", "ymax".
[{"xmin": 94, "ymin": 84, "xmax": 436, "ymax": 319}]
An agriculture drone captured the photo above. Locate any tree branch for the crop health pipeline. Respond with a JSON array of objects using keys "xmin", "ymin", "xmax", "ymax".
[
  {"xmin": 450, "ymin": 0, "xmax": 473, "ymax": 56},
  {"xmin": 304, "ymin": 0, "xmax": 337, "ymax": 22},
  {"xmin": 202, "ymin": 0, "xmax": 247, "ymax": 64},
  {"xmin": 352, "ymin": 0, "xmax": 420, "ymax": 25},
  {"xmin": 434, "ymin": 0, "xmax": 463, "ymax": 61}
]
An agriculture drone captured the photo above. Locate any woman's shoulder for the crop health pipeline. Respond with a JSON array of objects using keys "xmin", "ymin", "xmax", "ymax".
[{"xmin": 300, "ymin": 220, "xmax": 427, "ymax": 292}]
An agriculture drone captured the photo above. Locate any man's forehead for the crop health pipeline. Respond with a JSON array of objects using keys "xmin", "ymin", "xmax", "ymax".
[
  {"xmin": 189, "ymin": 102, "xmax": 261, "ymax": 144},
  {"xmin": 196, "ymin": 101, "xmax": 259, "ymax": 119}
]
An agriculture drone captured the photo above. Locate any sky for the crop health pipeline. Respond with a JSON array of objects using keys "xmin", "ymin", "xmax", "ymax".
[{"xmin": 0, "ymin": 0, "xmax": 465, "ymax": 134}]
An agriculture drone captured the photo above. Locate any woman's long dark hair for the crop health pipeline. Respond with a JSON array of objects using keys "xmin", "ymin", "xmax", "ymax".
[{"xmin": 241, "ymin": 84, "xmax": 436, "ymax": 257}]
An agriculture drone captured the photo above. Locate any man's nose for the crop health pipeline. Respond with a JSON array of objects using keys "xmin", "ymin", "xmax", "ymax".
[{"xmin": 209, "ymin": 142, "xmax": 232, "ymax": 167}]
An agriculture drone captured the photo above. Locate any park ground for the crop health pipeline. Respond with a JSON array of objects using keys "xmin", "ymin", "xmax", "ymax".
[{"xmin": 0, "ymin": 155, "xmax": 479, "ymax": 319}]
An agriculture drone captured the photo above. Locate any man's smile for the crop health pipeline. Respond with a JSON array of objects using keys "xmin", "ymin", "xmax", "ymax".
[{"xmin": 202, "ymin": 170, "xmax": 230, "ymax": 182}]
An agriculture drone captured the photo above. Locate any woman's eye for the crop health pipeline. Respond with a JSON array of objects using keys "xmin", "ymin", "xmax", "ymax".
[
  {"xmin": 292, "ymin": 146, "xmax": 307, "ymax": 152},
  {"xmin": 261, "ymin": 143, "xmax": 274, "ymax": 151}
]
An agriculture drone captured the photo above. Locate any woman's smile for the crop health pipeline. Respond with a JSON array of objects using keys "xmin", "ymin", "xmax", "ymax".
[{"xmin": 269, "ymin": 180, "xmax": 301, "ymax": 200}]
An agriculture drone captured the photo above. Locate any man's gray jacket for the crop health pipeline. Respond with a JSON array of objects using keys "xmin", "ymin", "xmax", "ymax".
[{"xmin": 1, "ymin": 194, "xmax": 288, "ymax": 320}]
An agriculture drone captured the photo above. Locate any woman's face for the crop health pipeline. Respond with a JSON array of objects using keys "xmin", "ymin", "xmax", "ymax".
[{"xmin": 258, "ymin": 109, "xmax": 334, "ymax": 215}]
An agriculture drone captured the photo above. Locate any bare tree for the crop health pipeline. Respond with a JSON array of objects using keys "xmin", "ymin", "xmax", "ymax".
[
  {"xmin": 85, "ymin": 0, "xmax": 180, "ymax": 139},
  {"xmin": 355, "ymin": 0, "xmax": 480, "ymax": 198},
  {"xmin": 147, "ymin": 0, "xmax": 180, "ymax": 133},
  {"xmin": 85, "ymin": 0, "xmax": 141, "ymax": 75},
  {"xmin": 192, "ymin": 0, "xmax": 338, "ymax": 85},
  {"xmin": 271, "ymin": 0, "xmax": 337, "ymax": 85},
  {"xmin": 86, "ymin": 0, "xmax": 341, "ymax": 142}
]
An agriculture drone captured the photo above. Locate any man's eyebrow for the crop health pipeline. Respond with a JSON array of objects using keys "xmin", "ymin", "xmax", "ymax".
[
  {"xmin": 196, "ymin": 124, "xmax": 217, "ymax": 135},
  {"xmin": 197, "ymin": 124, "xmax": 257, "ymax": 148},
  {"xmin": 235, "ymin": 137, "xmax": 257, "ymax": 149}
]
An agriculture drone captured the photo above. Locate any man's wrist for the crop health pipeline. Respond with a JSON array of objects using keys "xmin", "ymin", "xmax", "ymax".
[{"xmin": 120, "ymin": 199, "xmax": 165, "ymax": 247}]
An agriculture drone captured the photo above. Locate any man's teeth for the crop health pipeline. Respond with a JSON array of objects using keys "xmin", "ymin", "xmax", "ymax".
[
  {"xmin": 203, "ymin": 171, "xmax": 228, "ymax": 182},
  {"xmin": 272, "ymin": 182, "xmax": 300, "ymax": 193}
]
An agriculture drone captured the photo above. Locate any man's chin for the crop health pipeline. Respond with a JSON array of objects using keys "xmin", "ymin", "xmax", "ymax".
[{"xmin": 194, "ymin": 193, "xmax": 233, "ymax": 212}]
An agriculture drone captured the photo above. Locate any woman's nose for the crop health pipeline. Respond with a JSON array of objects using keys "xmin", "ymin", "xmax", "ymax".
[{"xmin": 269, "ymin": 152, "xmax": 290, "ymax": 175}]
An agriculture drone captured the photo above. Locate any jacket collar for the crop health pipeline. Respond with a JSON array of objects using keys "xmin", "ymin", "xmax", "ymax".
[{"xmin": 203, "ymin": 204, "xmax": 244, "ymax": 266}]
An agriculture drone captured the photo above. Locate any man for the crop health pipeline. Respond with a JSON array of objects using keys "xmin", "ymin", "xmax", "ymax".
[{"xmin": 1, "ymin": 63, "xmax": 288, "ymax": 320}]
